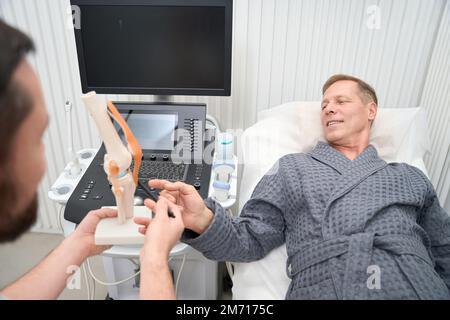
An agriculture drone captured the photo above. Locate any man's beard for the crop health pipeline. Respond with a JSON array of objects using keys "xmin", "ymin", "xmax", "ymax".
[{"xmin": 0, "ymin": 174, "xmax": 38, "ymax": 243}]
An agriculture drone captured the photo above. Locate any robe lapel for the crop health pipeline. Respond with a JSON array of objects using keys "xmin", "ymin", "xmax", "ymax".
[
  {"xmin": 308, "ymin": 141, "xmax": 350, "ymax": 175},
  {"xmin": 309, "ymin": 142, "xmax": 388, "ymax": 238},
  {"xmin": 326, "ymin": 146, "xmax": 387, "ymax": 207}
]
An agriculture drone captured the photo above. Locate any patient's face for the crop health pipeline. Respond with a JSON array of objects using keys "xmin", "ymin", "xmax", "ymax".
[
  {"xmin": 321, "ymin": 80, "xmax": 376, "ymax": 147},
  {"xmin": 0, "ymin": 60, "xmax": 48, "ymax": 242}
]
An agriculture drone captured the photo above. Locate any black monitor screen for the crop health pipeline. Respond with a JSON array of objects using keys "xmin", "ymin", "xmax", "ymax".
[{"xmin": 74, "ymin": 1, "xmax": 232, "ymax": 96}]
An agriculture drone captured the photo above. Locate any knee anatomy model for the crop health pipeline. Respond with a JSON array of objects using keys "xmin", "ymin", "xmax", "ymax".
[{"xmin": 82, "ymin": 91, "xmax": 142, "ymax": 224}]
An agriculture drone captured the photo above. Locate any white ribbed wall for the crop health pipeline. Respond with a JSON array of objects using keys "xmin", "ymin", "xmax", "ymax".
[
  {"xmin": 421, "ymin": 0, "xmax": 450, "ymax": 210},
  {"xmin": 0, "ymin": 0, "xmax": 449, "ymax": 233}
]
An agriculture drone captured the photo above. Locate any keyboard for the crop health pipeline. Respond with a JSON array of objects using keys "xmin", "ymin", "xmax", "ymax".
[{"xmin": 132, "ymin": 160, "xmax": 189, "ymax": 183}]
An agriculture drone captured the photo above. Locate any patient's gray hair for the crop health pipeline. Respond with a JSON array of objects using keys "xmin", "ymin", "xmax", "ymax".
[{"xmin": 322, "ymin": 74, "xmax": 378, "ymax": 106}]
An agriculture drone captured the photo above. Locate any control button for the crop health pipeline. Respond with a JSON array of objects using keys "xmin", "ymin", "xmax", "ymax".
[
  {"xmin": 80, "ymin": 195, "xmax": 88, "ymax": 200},
  {"xmin": 150, "ymin": 154, "xmax": 157, "ymax": 161},
  {"xmin": 88, "ymin": 180, "xmax": 96, "ymax": 184},
  {"xmin": 86, "ymin": 184, "xmax": 94, "ymax": 189},
  {"xmin": 83, "ymin": 189, "xmax": 91, "ymax": 194},
  {"xmin": 163, "ymin": 155, "xmax": 169, "ymax": 161},
  {"xmin": 193, "ymin": 182, "xmax": 201, "ymax": 190},
  {"xmin": 92, "ymin": 195, "xmax": 103, "ymax": 200}
]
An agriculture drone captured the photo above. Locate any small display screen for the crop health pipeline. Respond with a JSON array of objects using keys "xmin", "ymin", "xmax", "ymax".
[{"xmin": 118, "ymin": 113, "xmax": 177, "ymax": 151}]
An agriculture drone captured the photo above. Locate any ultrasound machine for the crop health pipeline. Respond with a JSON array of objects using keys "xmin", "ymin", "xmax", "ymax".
[{"xmin": 56, "ymin": 0, "xmax": 234, "ymax": 299}]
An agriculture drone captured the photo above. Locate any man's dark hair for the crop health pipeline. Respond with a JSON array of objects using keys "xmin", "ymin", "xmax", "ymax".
[{"xmin": 0, "ymin": 20, "xmax": 35, "ymax": 165}]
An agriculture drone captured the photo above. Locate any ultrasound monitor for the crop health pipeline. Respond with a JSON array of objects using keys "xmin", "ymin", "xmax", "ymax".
[{"xmin": 71, "ymin": 0, "xmax": 233, "ymax": 96}]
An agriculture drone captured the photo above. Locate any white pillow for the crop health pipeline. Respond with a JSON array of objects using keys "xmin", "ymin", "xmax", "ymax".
[{"xmin": 232, "ymin": 101, "xmax": 431, "ymax": 300}]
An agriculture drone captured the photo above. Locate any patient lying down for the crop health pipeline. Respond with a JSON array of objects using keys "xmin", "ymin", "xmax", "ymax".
[{"xmin": 138, "ymin": 75, "xmax": 450, "ymax": 299}]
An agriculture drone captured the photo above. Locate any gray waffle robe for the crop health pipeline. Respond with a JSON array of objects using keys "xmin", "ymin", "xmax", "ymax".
[{"xmin": 182, "ymin": 142, "xmax": 450, "ymax": 299}]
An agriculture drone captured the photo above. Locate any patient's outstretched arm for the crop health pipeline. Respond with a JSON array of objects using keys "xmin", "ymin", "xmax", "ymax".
[
  {"xmin": 186, "ymin": 160, "xmax": 288, "ymax": 262},
  {"xmin": 143, "ymin": 158, "xmax": 289, "ymax": 263},
  {"xmin": 144, "ymin": 160, "xmax": 288, "ymax": 262}
]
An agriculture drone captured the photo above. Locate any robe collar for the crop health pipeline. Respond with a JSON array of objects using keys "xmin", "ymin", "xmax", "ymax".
[{"xmin": 309, "ymin": 141, "xmax": 385, "ymax": 175}]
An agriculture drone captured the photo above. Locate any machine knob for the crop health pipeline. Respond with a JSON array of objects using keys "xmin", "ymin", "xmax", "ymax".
[
  {"xmin": 163, "ymin": 154, "xmax": 169, "ymax": 161},
  {"xmin": 193, "ymin": 182, "xmax": 201, "ymax": 190},
  {"xmin": 150, "ymin": 154, "xmax": 157, "ymax": 161}
]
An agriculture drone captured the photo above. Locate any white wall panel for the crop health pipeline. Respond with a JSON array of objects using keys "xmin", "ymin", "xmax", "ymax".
[
  {"xmin": 0, "ymin": 0, "xmax": 448, "ymax": 232},
  {"xmin": 420, "ymin": 0, "xmax": 450, "ymax": 210}
]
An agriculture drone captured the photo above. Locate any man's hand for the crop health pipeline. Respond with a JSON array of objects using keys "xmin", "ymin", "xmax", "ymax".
[
  {"xmin": 143, "ymin": 179, "xmax": 214, "ymax": 235},
  {"xmin": 136, "ymin": 198, "xmax": 183, "ymax": 300},
  {"xmin": 0, "ymin": 208, "xmax": 118, "ymax": 300},
  {"xmin": 68, "ymin": 208, "xmax": 118, "ymax": 258},
  {"xmin": 135, "ymin": 198, "xmax": 184, "ymax": 261}
]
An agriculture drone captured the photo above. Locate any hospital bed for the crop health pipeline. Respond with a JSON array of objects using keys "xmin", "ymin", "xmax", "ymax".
[{"xmin": 231, "ymin": 101, "xmax": 430, "ymax": 299}]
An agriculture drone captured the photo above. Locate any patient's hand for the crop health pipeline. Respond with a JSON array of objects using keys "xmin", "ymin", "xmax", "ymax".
[{"xmin": 144, "ymin": 179, "xmax": 213, "ymax": 234}]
